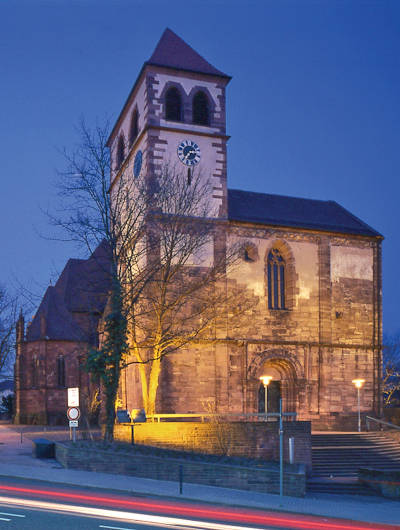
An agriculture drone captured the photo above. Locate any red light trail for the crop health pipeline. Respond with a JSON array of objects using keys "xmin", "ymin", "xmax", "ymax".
[{"xmin": 0, "ymin": 483, "xmax": 397, "ymax": 530}]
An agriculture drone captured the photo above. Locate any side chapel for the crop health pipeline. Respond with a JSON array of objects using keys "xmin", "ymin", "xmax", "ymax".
[{"xmin": 15, "ymin": 29, "xmax": 383, "ymax": 429}]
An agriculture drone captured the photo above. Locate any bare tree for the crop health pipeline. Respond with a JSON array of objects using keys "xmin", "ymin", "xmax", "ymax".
[
  {"xmin": 50, "ymin": 119, "xmax": 151, "ymax": 441},
  {"xmin": 382, "ymin": 333, "xmax": 400, "ymax": 406},
  {"xmin": 125, "ymin": 164, "xmax": 243, "ymax": 415},
  {"xmin": 0, "ymin": 285, "xmax": 18, "ymax": 378},
  {"xmin": 51, "ymin": 119, "xmax": 246, "ymax": 438}
]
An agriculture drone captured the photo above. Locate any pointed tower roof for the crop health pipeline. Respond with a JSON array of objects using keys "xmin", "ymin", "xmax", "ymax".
[{"xmin": 147, "ymin": 28, "xmax": 230, "ymax": 79}]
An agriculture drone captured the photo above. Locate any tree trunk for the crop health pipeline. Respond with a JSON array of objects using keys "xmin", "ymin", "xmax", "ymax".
[
  {"xmin": 138, "ymin": 362, "xmax": 149, "ymax": 412},
  {"xmin": 147, "ymin": 356, "xmax": 161, "ymax": 416},
  {"xmin": 104, "ymin": 371, "xmax": 119, "ymax": 442}
]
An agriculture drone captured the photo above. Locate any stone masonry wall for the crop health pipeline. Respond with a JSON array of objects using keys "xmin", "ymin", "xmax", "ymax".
[
  {"xmin": 55, "ymin": 441, "xmax": 305, "ymax": 497},
  {"xmin": 113, "ymin": 420, "xmax": 312, "ymax": 471}
]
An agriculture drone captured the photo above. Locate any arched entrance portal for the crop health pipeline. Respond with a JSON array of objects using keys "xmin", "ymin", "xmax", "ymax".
[{"xmin": 256, "ymin": 358, "xmax": 298, "ymax": 414}]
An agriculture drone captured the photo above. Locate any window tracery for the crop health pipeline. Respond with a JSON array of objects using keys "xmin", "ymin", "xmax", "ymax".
[{"xmin": 267, "ymin": 248, "xmax": 286, "ymax": 309}]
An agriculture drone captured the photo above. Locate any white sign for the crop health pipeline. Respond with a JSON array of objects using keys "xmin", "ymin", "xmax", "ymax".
[
  {"xmin": 69, "ymin": 420, "xmax": 78, "ymax": 428},
  {"xmin": 68, "ymin": 387, "xmax": 79, "ymax": 407},
  {"xmin": 67, "ymin": 407, "xmax": 80, "ymax": 421}
]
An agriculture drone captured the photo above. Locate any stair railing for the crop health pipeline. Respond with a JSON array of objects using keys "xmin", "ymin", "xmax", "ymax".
[{"xmin": 365, "ymin": 416, "xmax": 400, "ymax": 432}]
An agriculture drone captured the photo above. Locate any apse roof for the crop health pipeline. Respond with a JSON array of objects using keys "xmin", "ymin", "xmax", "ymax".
[
  {"xmin": 26, "ymin": 287, "xmax": 87, "ymax": 342},
  {"xmin": 228, "ymin": 189, "xmax": 382, "ymax": 238},
  {"xmin": 26, "ymin": 241, "xmax": 111, "ymax": 343},
  {"xmin": 147, "ymin": 28, "xmax": 230, "ymax": 78},
  {"xmin": 55, "ymin": 240, "xmax": 111, "ymax": 314}
]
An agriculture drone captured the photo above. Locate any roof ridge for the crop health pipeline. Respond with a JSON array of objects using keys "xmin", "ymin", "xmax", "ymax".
[
  {"xmin": 228, "ymin": 188, "xmax": 331, "ymax": 204},
  {"xmin": 227, "ymin": 188, "xmax": 382, "ymax": 238}
]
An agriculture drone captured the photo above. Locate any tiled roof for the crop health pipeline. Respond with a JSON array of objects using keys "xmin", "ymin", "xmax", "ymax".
[
  {"xmin": 147, "ymin": 28, "xmax": 230, "ymax": 78},
  {"xmin": 26, "ymin": 287, "xmax": 87, "ymax": 342},
  {"xmin": 26, "ymin": 241, "xmax": 111, "ymax": 343},
  {"xmin": 55, "ymin": 240, "xmax": 111, "ymax": 314},
  {"xmin": 228, "ymin": 189, "xmax": 382, "ymax": 238}
]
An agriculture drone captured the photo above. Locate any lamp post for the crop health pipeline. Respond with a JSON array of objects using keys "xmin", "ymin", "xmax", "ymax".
[
  {"xmin": 352, "ymin": 379, "xmax": 365, "ymax": 432},
  {"xmin": 259, "ymin": 375, "xmax": 273, "ymax": 420}
]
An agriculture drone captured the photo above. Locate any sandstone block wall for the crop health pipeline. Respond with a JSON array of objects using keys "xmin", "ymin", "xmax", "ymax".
[
  {"xmin": 55, "ymin": 441, "xmax": 306, "ymax": 497},
  {"xmin": 113, "ymin": 420, "xmax": 312, "ymax": 471}
]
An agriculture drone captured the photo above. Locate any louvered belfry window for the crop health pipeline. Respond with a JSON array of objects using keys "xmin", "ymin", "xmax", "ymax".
[
  {"xmin": 129, "ymin": 108, "xmax": 139, "ymax": 146},
  {"xmin": 267, "ymin": 248, "xmax": 286, "ymax": 309},
  {"xmin": 165, "ymin": 87, "xmax": 182, "ymax": 121},
  {"xmin": 192, "ymin": 91, "xmax": 209, "ymax": 125},
  {"xmin": 116, "ymin": 135, "xmax": 125, "ymax": 169}
]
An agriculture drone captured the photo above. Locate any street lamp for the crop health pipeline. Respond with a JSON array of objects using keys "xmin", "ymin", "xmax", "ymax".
[
  {"xmin": 352, "ymin": 378, "xmax": 365, "ymax": 432},
  {"xmin": 259, "ymin": 375, "xmax": 273, "ymax": 420}
]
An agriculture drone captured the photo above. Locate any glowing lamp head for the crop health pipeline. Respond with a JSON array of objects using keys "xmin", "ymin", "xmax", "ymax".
[
  {"xmin": 259, "ymin": 375, "xmax": 273, "ymax": 386},
  {"xmin": 352, "ymin": 378, "xmax": 365, "ymax": 389}
]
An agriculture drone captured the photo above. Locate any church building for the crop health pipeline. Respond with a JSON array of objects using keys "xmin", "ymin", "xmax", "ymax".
[{"xmin": 15, "ymin": 29, "xmax": 383, "ymax": 430}]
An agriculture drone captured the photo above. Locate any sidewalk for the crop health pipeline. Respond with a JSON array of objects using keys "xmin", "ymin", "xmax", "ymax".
[{"xmin": 0, "ymin": 423, "xmax": 400, "ymax": 527}]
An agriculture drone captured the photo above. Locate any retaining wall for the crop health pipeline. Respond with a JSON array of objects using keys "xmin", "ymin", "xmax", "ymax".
[{"xmin": 55, "ymin": 441, "xmax": 306, "ymax": 497}]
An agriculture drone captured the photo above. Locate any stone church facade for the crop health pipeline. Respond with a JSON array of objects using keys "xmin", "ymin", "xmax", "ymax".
[{"xmin": 15, "ymin": 29, "xmax": 383, "ymax": 429}]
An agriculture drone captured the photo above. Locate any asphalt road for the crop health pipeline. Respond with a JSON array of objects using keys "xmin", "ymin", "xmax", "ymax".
[{"xmin": 0, "ymin": 476, "xmax": 395, "ymax": 530}]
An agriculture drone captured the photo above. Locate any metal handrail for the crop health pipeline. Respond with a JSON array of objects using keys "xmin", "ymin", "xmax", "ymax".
[
  {"xmin": 365, "ymin": 415, "xmax": 400, "ymax": 432},
  {"xmin": 147, "ymin": 412, "xmax": 297, "ymax": 423}
]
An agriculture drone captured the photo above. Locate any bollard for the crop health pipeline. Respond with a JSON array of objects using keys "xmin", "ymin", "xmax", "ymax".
[
  {"xmin": 179, "ymin": 464, "xmax": 183, "ymax": 495},
  {"xmin": 131, "ymin": 424, "xmax": 135, "ymax": 445},
  {"xmin": 289, "ymin": 437, "xmax": 294, "ymax": 464}
]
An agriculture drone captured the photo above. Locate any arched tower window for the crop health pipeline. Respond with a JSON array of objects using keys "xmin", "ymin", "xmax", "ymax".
[
  {"xmin": 116, "ymin": 135, "xmax": 125, "ymax": 170},
  {"xmin": 192, "ymin": 91, "xmax": 209, "ymax": 125},
  {"xmin": 165, "ymin": 87, "xmax": 182, "ymax": 122},
  {"xmin": 129, "ymin": 108, "xmax": 139, "ymax": 146},
  {"xmin": 267, "ymin": 248, "xmax": 286, "ymax": 309},
  {"xmin": 57, "ymin": 356, "xmax": 66, "ymax": 387}
]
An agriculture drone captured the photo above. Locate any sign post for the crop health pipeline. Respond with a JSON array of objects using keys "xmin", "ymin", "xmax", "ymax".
[{"xmin": 67, "ymin": 388, "xmax": 80, "ymax": 442}]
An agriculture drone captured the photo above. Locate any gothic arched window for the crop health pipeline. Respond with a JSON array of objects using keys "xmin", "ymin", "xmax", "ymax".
[
  {"xmin": 165, "ymin": 87, "xmax": 182, "ymax": 122},
  {"xmin": 192, "ymin": 91, "xmax": 209, "ymax": 125},
  {"xmin": 129, "ymin": 108, "xmax": 139, "ymax": 146},
  {"xmin": 57, "ymin": 356, "xmax": 66, "ymax": 387},
  {"xmin": 267, "ymin": 248, "xmax": 286, "ymax": 309},
  {"xmin": 116, "ymin": 135, "xmax": 125, "ymax": 169},
  {"xmin": 32, "ymin": 355, "xmax": 39, "ymax": 388}
]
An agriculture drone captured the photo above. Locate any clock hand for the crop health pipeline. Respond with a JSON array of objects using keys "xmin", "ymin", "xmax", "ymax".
[{"xmin": 184, "ymin": 149, "xmax": 195, "ymax": 160}]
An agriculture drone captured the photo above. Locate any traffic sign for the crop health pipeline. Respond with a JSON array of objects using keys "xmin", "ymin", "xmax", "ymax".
[
  {"xmin": 69, "ymin": 420, "xmax": 78, "ymax": 428},
  {"xmin": 68, "ymin": 387, "xmax": 79, "ymax": 407},
  {"xmin": 67, "ymin": 407, "xmax": 80, "ymax": 420}
]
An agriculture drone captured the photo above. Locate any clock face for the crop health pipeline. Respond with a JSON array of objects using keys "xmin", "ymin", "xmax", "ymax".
[
  {"xmin": 177, "ymin": 140, "xmax": 201, "ymax": 166},
  {"xmin": 133, "ymin": 150, "xmax": 142, "ymax": 178}
]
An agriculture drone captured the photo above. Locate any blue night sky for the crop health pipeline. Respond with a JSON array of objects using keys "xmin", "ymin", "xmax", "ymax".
[{"xmin": 1, "ymin": 0, "xmax": 399, "ymax": 332}]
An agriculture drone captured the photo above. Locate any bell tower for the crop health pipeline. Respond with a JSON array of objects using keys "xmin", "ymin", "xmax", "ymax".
[{"xmin": 107, "ymin": 28, "xmax": 231, "ymax": 218}]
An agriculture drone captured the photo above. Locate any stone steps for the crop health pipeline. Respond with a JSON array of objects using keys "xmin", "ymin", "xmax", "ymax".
[{"xmin": 307, "ymin": 432, "xmax": 400, "ymax": 495}]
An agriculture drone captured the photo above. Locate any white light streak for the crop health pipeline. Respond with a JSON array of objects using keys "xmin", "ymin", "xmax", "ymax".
[
  {"xmin": 0, "ymin": 496, "xmax": 267, "ymax": 530},
  {"xmin": 0, "ymin": 511, "xmax": 25, "ymax": 518}
]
